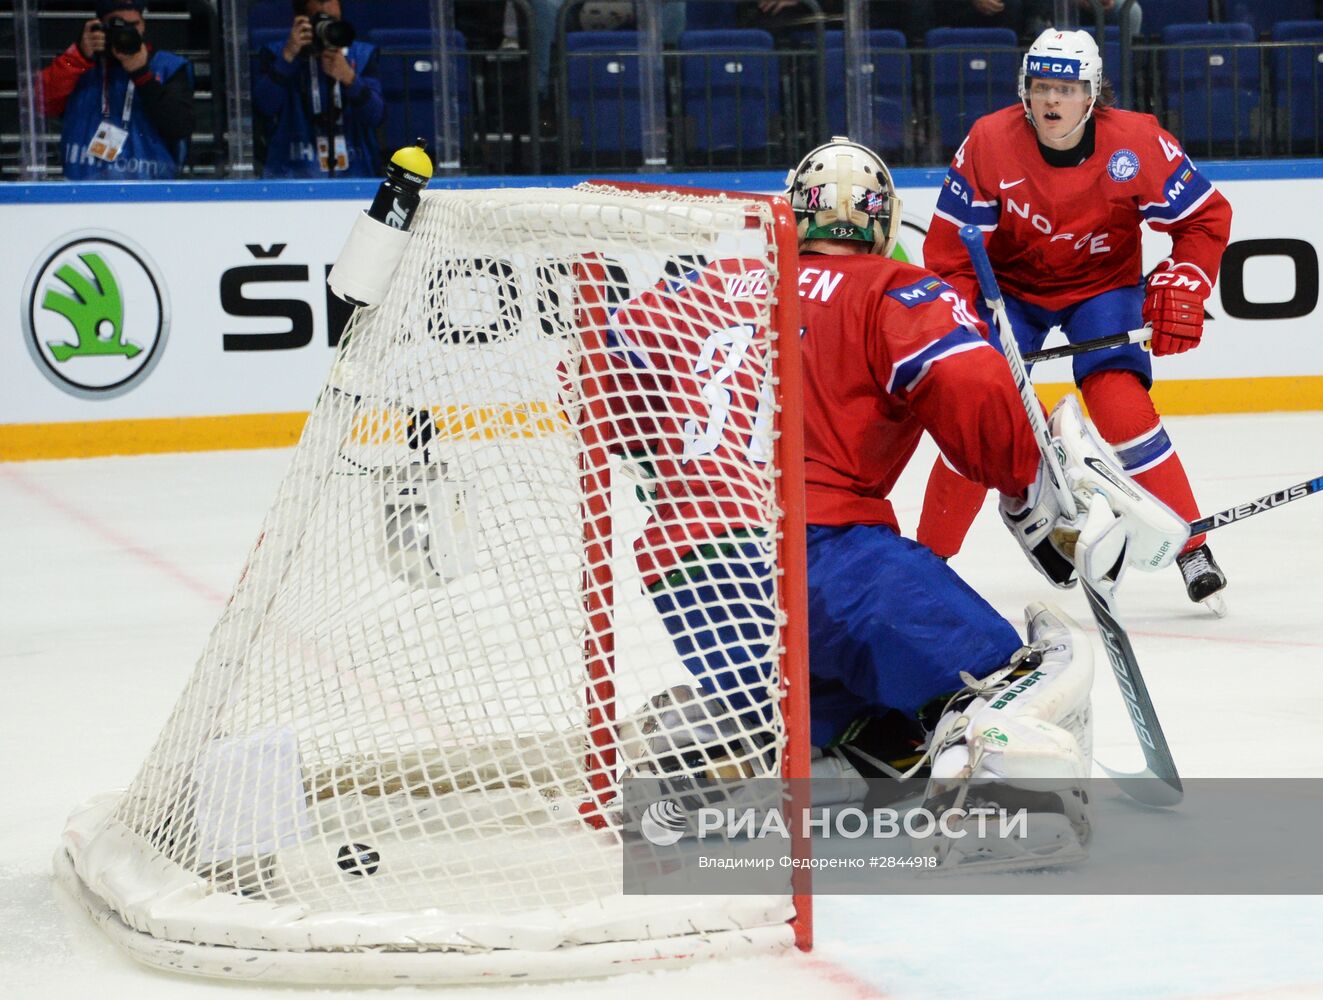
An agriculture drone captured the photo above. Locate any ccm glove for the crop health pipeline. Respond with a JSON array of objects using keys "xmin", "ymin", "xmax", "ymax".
[{"xmin": 1143, "ymin": 264, "xmax": 1211, "ymax": 357}]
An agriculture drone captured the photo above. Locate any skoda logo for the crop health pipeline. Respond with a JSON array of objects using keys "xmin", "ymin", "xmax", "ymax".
[{"xmin": 22, "ymin": 230, "xmax": 169, "ymax": 399}]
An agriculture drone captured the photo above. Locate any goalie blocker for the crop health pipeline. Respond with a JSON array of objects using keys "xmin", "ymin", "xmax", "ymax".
[{"xmin": 1000, "ymin": 395, "xmax": 1190, "ymax": 592}]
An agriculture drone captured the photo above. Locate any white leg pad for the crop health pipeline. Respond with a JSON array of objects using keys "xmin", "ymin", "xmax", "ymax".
[
  {"xmin": 930, "ymin": 601, "xmax": 1094, "ymax": 788},
  {"xmin": 924, "ymin": 603, "xmax": 1095, "ymax": 872}
]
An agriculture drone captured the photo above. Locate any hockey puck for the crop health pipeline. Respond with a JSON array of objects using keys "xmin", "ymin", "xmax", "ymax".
[{"xmin": 335, "ymin": 842, "xmax": 381, "ymax": 877}]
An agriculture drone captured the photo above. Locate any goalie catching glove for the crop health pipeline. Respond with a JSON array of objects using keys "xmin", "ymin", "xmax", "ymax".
[{"xmin": 1000, "ymin": 395, "xmax": 1190, "ymax": 591}]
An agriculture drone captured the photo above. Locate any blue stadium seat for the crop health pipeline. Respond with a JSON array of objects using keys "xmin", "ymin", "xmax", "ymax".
[
  {"xmin": 564, "ymin": 31, "xmax": 643, "ymax": 154},
  {"xmin": 1142, "ymin": 1, "xmax": 1214, "ymax": 39},
  {"xmin": 369, "ymin": 29, "xmax": 469, "ymax": 154},
  {"xmin": 1082, "ymin": 24, "xmax": 1123, "ymax": 84},
  {"xmin": 246, "ymin": 2, "xmax": 289, "ymax": 36},
  {"xmin": 1225, "ymin": 1, "xmax": 1318, "ymax": 39},
  {"xmin": 678, "ymin": 29, "xmax": 780, "ymax": 157},
  {"xmin": 924, "ymin": 28, "xmax": 1020, "ymax": 154},
  {"xmin": 1271, "ymin": 20, "xmax": 1323, "ymax": 152},
  {"xmin": 684, "ymin": 1, "xmax": 739, "ymax": 31},
  {"xmin": 361, "ymin": 0, "xmax": 431, "ymax": 32},
  {"xmin": 819, "ymin": 30, "xmax": 910, "ymax": 156},
  {"xmin": 1161, "ymin": 22, "xmax": 1261, "ymax": 149}
]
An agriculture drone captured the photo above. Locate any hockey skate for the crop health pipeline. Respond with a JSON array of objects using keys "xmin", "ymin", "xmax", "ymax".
[
  {"xmin": 827, "ymin": 709, "xmax": 930, "ymax": 808},
  {"xmin": 1177, "ymin": 543, "xmax": 1228, "ymax": 617},
  {"xmin": 617, "ymin": 686, "xmax": 774, "ymax": 819}
]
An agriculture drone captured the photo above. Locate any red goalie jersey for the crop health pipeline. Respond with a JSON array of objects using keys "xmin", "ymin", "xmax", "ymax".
[
  {"xmin": 926, "ymin": 105, "xmax": 1233, "ymax": 311},
  {"xmin": 793, "ymin": 254, "xmax": 1040, "ymax": 529},
  {"xmin": 589, "ymin": 253, "xmax": 1043, "ymax": 580},
  {"xmin": 584, "ymin": 257, "xmax": 778, "ymax": 587}
]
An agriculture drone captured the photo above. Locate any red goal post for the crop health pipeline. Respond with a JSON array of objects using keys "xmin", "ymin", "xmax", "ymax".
[{"xmin": 577, "ymin": 180, "xmax": 812, "ymax": 949}]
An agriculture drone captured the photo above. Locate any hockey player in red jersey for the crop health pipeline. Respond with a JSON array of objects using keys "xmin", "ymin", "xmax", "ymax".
[
  {"xmin": 600, "ymin": 140, "xmax": 1190, "ymax": 869},
  {"xmin": 917, "ymin": 27, "xmax": 1233, "ymax": 614}
]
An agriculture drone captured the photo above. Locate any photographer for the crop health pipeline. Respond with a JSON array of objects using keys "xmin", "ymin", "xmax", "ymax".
[
  {"xmin": 38, "ymin": 0, "xmax": 194, "ymax": 181},
  {"xmin": 254, "ymin": 0, "xmax": 384, "ymax": 178}
]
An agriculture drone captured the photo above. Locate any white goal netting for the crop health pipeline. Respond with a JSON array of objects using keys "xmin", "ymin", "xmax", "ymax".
[{"xmin": 56, "ymin": 183, "xmax": 808, "ymax": 984}]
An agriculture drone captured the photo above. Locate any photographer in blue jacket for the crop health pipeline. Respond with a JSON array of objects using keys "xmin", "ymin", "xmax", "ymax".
[
  {"xmin": 254, "ymin": 0, "xmax": 384, "ymax": 178},
  {"xmin": 39, "ymin": 0, "xmax": 194, "ymax": 181}
]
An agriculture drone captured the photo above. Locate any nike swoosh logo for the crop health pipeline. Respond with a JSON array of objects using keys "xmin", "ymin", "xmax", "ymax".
[{"xmin": 999, "ymin": 178, "xmax": 1025, "ymax": 190}]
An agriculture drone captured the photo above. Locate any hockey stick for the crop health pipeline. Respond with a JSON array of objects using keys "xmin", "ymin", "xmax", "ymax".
[
  {"xmin": 1190, "ymin": 474, "xmax": 1323, "ymax": 535},
  {"xmin": 1023, "ymin": 328, "xmax": 1151, "ymax": 365},
  {"xmin": 959, "ymin": 225, "xmax": 1183, "ymax": 808}
]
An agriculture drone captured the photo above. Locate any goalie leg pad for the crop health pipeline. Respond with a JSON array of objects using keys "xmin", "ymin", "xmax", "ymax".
[{"xmin": 923, "ymin": 603, "xmax": 1094, "ymax": 872}]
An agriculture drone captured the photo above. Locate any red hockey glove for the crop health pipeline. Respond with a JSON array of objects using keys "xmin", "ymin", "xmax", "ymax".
[{"xmin": 1143, "ymin": 266, "xmax": 1210, "ymax": 357}]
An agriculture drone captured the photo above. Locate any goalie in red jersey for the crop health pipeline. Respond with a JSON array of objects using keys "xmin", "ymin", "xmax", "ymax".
[
  {"xmin": 917, "ymin": 27, "xmax": 1233, "ymax": 614},
  {"xmin": 598, "ymin": 139, "xmax": 1189, "ymax": 869}
]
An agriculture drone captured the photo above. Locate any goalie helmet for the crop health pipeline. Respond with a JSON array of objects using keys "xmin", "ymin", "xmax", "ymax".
[
  {"xmin": 1018, "ymin": 28, "xmax": 1102, "ymax": 125},
  {"xmin": 785, "ymin": 136, "xmax": 902, "ymax": 256}
]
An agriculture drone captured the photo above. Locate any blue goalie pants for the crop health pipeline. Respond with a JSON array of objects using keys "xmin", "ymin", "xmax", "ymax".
[{"xmin": 648, "ymin": 527, "xmax": 1024, "ymax": 748}]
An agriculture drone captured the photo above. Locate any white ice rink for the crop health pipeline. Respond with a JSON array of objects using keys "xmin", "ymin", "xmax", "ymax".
[{"xmin": 3, "ymin": 411, "xmax": 1321, "ymax": 1000}]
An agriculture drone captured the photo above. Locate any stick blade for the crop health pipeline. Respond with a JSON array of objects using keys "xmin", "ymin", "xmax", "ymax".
[{"xmin": 1098, "ymin": 761, "xmax": 1185, "ymax": 807}]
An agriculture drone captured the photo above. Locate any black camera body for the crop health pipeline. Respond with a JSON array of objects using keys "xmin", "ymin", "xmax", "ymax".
[
  {"xmin": 97, "ymin": 16, "xmax": 144, "ymax": 57},
  {"xmin": 309, "ymin": 12, "xmax": 355, "ymax": 53}
]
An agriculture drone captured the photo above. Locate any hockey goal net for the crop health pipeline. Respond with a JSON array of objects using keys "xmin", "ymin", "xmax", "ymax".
[{"xmin": 56, "ymin": 182, "xmax": 809, "ymax": 984}]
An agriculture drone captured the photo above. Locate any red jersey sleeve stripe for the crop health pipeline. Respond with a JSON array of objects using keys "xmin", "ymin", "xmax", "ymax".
[{"xmin": 887, "ymin": 327, "xmax": 990, "ymax": 395}]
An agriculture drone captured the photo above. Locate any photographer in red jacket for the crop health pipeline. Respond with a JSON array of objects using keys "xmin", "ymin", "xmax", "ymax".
[{"xmin": 39, "ymin": 0, "xmax": 194, "ymax": 180}]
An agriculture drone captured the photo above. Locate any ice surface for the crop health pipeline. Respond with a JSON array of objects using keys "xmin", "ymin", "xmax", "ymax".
[{"xmin": 3, "ymin": 412, "xmax": 1321, "ymax": 999}]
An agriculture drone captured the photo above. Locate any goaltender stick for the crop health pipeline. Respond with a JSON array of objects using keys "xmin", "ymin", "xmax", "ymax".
[{"xmin": 593, "ymin": 137, "xmax": 1188, "ymax": 871}]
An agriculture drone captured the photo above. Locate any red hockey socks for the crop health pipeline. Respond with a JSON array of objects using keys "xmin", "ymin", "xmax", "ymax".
[
  {"xmin": 916, "ymin": 454, "xmax": 989, "ymax": 558},
  {"xmin": 1080, "ymin": 370, "xmax": 1205, "ymax": 550}
]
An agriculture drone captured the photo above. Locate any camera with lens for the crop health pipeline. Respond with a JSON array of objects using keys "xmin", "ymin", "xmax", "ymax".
[
  {"xmin": 98, "ymin": 16, "xmax": 144, "ymax": 57},
  {"xmin": 309, "ymin": 12, "xmax": 355, "ymax": 52}
]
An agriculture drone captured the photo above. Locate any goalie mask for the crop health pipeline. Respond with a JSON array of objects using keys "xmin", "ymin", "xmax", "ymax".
[
  {"xmin": 1018, "ymin": 28, "xmax": 1102, "ymax": 130},
  {"xmin": 785, "ymin": 136, "xmax": 902, "ymax": 256}
]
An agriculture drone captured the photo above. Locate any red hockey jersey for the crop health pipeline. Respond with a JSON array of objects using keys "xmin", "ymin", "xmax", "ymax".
[
  {"xmin": 595, "ymin": 258, "xmax": 778, "ymax": 586},
  {"xmin": 795, "ymin": 253, "xmax": 1040, "ymax": 529},
  {"xmin": 926, "ymin": 105, "xmax": 1233, "ymax": 311}
]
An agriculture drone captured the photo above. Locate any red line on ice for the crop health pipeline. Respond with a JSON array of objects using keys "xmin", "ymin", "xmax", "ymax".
[
  {"xmin": 800, "ymin": 955, "xmax": 894, "ymax": 999},
  {"xmin": 0, "ymin": 464, "xmax": 228, "ymax": 606}
]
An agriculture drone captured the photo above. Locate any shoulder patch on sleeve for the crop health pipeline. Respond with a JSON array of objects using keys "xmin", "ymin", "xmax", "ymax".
[
  {"xmin": 934, "ymin": 167, "xmax": 999, "ymax": 231},
  {"xmin": 1141, "ymin": 156, "xmax": 1213, "ymax": 224},
  {"xmin": 886, "ymin": 275, "xmax": 955, "ymax": 308}
]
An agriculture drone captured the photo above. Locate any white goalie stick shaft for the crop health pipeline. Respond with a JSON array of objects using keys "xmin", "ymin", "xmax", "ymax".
[
  {"xmin": 958, "ymin": 225, "xmax": 1183, "ymax": 807},
  {"xmin": 956, "ymin": 227, "xmax": 1075, "ymax": 515}
]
